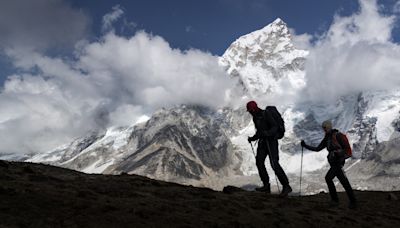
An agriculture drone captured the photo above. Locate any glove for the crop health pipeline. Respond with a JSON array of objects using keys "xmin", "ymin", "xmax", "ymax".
[
  {"xmin": 300, "ymin": 140, "xmax": 306, "ymax": 147},
  {"xmin": 248, "ymin": 136, "xmax": 256, "ymax": 143}
]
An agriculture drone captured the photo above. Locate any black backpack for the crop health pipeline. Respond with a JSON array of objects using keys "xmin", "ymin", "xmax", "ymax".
[{"xmin": 265, "ymin": 106, "xmax": 285, "ymax": 139}]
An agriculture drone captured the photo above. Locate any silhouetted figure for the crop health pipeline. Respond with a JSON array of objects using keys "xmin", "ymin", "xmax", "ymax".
[
  {"xmin": 301, "ymin": 120, "xmax": 357, "ymax": 209},
  {"xmin": 246, "ymin": 101, "xmax": 292, "ymax": 197}
]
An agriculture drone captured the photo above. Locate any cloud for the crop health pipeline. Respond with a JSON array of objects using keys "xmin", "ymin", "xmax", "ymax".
[
  {"xmin": 289, "ymin": 28, "xmax": 313, "ymax": 50},
  {"xmin": 394, "ymin": 1, "xmax": 400, "ymax": 13},
  {"xmin": 0, "ymin": 31, "xmax": 234, "ymax": 156},
  {"xmin": 185, "ymin": 26, "xmax": 194, "ymax": 33},
  {"xmin": 102, "ymin": 5, "xmax": 125, "ymax": 33},
  {"xmin": 101, "ymin": 5, "xmax": 137, "ymax": 35},
  {"xmin": 121, "ymin": 19, "xmax": 138, "ymax": 34},
  {"xmin": 0, "ymin": 0, "xmax": 89, "ymax": 51},
  {"xmin": 296, "ymin": 0, "xmax": 400, "ymax": 102}
]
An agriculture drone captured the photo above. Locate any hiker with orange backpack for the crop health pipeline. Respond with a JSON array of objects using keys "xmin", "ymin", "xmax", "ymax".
[{"xmin": 301, "ymin": 120, "xmax": 357, "ymax": 209}]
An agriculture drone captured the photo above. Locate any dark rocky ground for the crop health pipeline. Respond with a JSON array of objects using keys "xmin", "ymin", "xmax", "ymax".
[{"xmin": 0, "ymin": 160, "xmax": 399, "ymax": 228}]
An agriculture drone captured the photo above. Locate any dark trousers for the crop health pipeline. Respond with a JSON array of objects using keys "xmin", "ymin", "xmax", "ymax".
[
  {"xmin": 256, "ymin": 139, "xmax": 289, "ymax": 186},
  {"xmin": 325, "ymin": 163, "xmax": 356, "ymax": 203}
]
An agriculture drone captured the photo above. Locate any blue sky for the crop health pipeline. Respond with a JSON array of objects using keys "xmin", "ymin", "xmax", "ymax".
[
  {"xmin": 67, "ymin": 0, "xmax": 400, "ymax": 54},
  {"xmin": 1, "ymin": 0, "xmax": 399, "ymax": 84},
  {"xmin": 69, "ymin": 0, "xmax": 362, "ymax": 54}
]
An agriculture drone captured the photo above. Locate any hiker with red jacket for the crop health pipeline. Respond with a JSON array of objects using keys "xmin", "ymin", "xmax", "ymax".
[
  {"xmin": 301, "ymin": 120, "xmax": 357, "ymax": 209},
  {"xmin": 246, "ymin": 101, "xmax": 292, "ymax": 197}
]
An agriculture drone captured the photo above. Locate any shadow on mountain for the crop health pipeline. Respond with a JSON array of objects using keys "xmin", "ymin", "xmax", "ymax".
[{"xmin": 0, "ymin": 160, "xmax": 399, "ymax": 228}]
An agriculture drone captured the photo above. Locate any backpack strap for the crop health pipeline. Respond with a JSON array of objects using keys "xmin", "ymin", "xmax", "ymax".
[
  {"xmin": 331, "ymin": 132, "xmax": 341, "ymax": 149},
  {"xmin": 331, "ymin": 132, "xmax": 344, "ymax": 156}
]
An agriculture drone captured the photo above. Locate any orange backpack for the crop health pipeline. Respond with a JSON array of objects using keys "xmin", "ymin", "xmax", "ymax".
[{"xmin": 332, "ymin": 132, "xmax": 352, "ymax": 159}]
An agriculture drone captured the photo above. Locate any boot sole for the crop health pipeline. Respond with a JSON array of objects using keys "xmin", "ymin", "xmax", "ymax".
[{"xmin": 279, "ymin": 189, "xmax": 292, "ymax": 198}]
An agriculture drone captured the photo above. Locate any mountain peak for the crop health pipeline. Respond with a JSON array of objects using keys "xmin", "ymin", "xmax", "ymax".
[
  {"xmin": 257, "ymin": 18, "xmax": 290, "ymax": 42},
  {"xmin": 219, "ymin": 19, "xmax": 308, "ymax": 96},
  {"xmin": 271, "ymin": 17, "xmax": 285, "ymax": 25},
  {"xmin": 228, "ymin": 18, "xmax": 291, "ymax": 50}
]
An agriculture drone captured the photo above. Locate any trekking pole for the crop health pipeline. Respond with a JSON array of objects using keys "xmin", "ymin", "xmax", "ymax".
[
  {"xmin": 300, "ymin": 146, "xmax": 304, "ymax": 197},
  {"xmin": 249, "ymin": 141, "xmax": 256, "ymax": 157},
  {"xmin": 266, "ymin": 140, "xmax": 280, "ymax": 193}
]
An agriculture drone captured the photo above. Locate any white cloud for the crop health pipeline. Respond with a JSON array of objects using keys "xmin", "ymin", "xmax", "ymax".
[
  {"xmin": 290, "ymin": 28, "xmax": 313, "ymax": 50},
  {"xmin": 0, "ymin": 0, "xmax": 89, "ymax": 51},
  {"xmin": 122, "ymin": 19, "xmax": 138, "ymax": 34},
  {"xmin": 394, "ymin": 1, "xmax": 400, "ymax": 13},
  {"xmin": 109, "ymin": 104, "xmax": 144, "ymax": 127},
  {"xmin": 296, "ymin": 0, "xmax": 400, "ymax": 102},
  {"xmin": 102, "ymin": 5, "xmax": 125, "ymax": 33},
  {"xmin": 0, "ymin": 31, "xmax": 234, "ymax": 156}
]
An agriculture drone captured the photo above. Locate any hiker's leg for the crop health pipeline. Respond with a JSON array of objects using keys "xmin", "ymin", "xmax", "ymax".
[
  {"xmin": 267, "ymin": 139, "xmax": 289, "ymax": 186},
  {"xmin": 256, "ymin": 140, "xmax": 269, "ymax": 185},
  {"xmin": 325, "ymin": 167, "xmax": 339, "ymax": 202},
  {"xmin": 336, "ymin": 166, "xmax": 356, "ymax": 203}
]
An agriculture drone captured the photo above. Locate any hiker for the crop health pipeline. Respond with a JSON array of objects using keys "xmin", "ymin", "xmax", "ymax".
[
  {"xmin": 246, "ymin": 101, "xmax": 292, "ymax": 197},
  {"xmin": 301, "ymin": 120, "xmax": 357, "ymax": 209}
]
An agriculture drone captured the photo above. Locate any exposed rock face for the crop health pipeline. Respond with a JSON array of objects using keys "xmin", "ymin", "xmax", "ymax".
[
  {"xmin": 346, "ymin": 93, "xmax": 378, "ymax": 159},
  {"xmin": 29, "ymin": 106, "xmax": 248, "ymax": 187},
  {"xmin": 346, "ymin": 136, "xmax": 400, "ymax": 191},
  {"xmin": 109, "ymin": 106, "xmax": 238, "ymax": 180},
  {"xmin": 390, "ymin": 115, "xmax": 400, "ymax": 138}
]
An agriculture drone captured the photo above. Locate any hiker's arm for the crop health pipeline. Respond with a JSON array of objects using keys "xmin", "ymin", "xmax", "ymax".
[
  {"xmin": 248, "ymin": 134, "xmax": 259, "ymax": 142},
  {"xmin": 249, "ymin": 124, "xmax": 260, "ymax": 141},
  {"xmin": 301, "ymin": 136, "xmax": 327, "ymax": 152},
  {"xmin": 259, "ymin": 111, "xmax": 278, "ymax": 137}
]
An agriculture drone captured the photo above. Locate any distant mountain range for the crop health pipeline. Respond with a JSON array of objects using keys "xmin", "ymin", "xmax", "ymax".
[{"xmin": 26, "ymin": 18, "xmax": 400, "ymax": 193}]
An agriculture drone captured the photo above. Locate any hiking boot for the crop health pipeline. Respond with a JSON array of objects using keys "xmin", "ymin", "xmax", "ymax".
[
  {"xmin": 255, "ymin": 184, "xmax": 271, "ymax": 193},
  {"xmin": 279, "ymin": 185, "xmax": 292, "ymax": 197},
  {"xmin": 348, "ymin": 201, "xmax": 357, "ymax": 209}
]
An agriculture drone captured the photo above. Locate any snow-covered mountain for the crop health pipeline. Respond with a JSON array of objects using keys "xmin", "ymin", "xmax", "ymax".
[
  {"xmin": 346, "ymin": 136, "xmax": 400, "ymax": 191},
  {"xmin": 27, "ymin": 18, "xmax": 400, "ymax": 192},
  {"xmin": 29, "ymin": 106, "xmax": 252, "ymax": 188},
  {"xmin": 219, "ymin": 18, "xmax": 308, "ymax": 98}
]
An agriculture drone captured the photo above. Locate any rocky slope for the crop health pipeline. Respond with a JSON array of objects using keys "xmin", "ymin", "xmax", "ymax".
[
  {"xmin": 1, "ymin": 161, "xmax": 400, "ymax": 228},
  {"xmin": 346, "ymin": 136, "xmax": 400, "ymax": 191}
]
